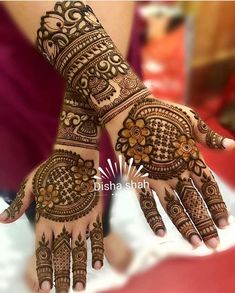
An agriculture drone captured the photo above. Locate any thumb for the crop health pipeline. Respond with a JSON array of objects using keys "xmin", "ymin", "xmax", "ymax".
[
  {"xmin": 193, "ymin": 113, "xmax": 235, "ymax": 150},
  {"xmin": 0, "ymin": 179, "xmax": 34, "ymax": 223}
]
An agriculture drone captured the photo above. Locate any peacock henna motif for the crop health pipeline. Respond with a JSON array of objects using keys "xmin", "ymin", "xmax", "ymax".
[
  {"xmin": 5, "ymin": 180, "xmax": 27, "ymax": 220},
  {"xmin": 53, "ymin": 227, "xmax": 71, "ymax": 292},
  {"xmin": 176, "ymin": 178, "xmax": 218, "ymax": 241},
  {"xmin": 90, "ymin": 216, "xmax": 104, "ymax": 268},
  {"xmin": 36, "ymin": 233, "xmax": 53, "ymax": 288},
  {"xmin": 36, "ymin": 1, "xmax": 149, "ymax": 124},
  {"xmin": 33, "ymin": 149, "xmax": 99, "ymax": 222},
  {"xmin": 72, "ymin": 234, "xmax": 87, "ymax": 289},
  {"xmin": 164, "ymin": 190, "xmax": 199, "ymax": 241},
  {"xmin": 201, "ymin": 172, "xmax": 228, "ymax": 223},
  {"xmin": 116, "ymin": 98, "xmax": 206, "ymax": 180},
  {"xmin": 139, "ymin": 188, "xmax": 165, "ymax": 234}
]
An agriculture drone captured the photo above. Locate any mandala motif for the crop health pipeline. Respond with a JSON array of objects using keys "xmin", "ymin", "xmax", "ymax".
[
  {"xmin": 33, "ymin": 149, "xmax": 99, "ymax": 222},
  {"xmin": 116, "ymin": 98, "xmax": 206, "ymax": 180}
]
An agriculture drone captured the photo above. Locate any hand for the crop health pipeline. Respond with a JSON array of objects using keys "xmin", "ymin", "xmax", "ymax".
[
  {"xmin": 107, "ymin": 97, "xmax": 235, "ymax": 249},
  {"xmin": 0, "ymin": 147, "xmax": 103, "ymax": 293}
]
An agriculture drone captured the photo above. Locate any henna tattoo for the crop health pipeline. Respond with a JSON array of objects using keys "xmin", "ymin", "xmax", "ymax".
[
  {"xmin": 164, "ymin": 190, "xmax": 199, "ymax": 241},
  {"xmin": 33, "ymin": 149, "xmax": 99, "ymax": 222},
  {"xmin": 201, "ymin": 172, "xmax": 228, "ymax": 223},
  {"xmin": 57, "ymin": 89, "xmax": 99, "ymax": 149},
  {"xmin": 90, "ymin": 216, "xmax": 104, "ymax": 268},
  {"xmin": 116, "ymin": 98, "xmax": 206, "ymax": 180},
  {"xmin": 192, "ymin": 111, "xmax": 226, "ymax": 150},
  {"xmin": 37, "ymin": 1, "xmax": 149, "ymax": 124},
  {"xmin": 5, "ymin": 180, "xmax": 27, "ymax": 220},
  {"xmin": 176, "ymin": 178, "xmax": 218, "ymax": 241},
  {"xmin": 53, "ymin": 227, "xmax": 71, "ymax": 292},
  {"xmin": 139, "ymin": 188, "xmax": 165, "ymax": 233},
  {"xmin": 72, "ymin": 234, "xmax": 87, "ymax": 289},
  {"xmin": 36, "ymin": 233, "xmax": 53, "ymax": 288}
]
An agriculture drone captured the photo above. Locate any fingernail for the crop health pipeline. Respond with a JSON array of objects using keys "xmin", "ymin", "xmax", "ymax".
[
  {"xmin": 156, "ymin": 229, "xmax": 166, "ymax": 237},
  {"xmin": 223, "ymin": 138, "xmax": 235, "ymax": 149},
  {"xmin": 218, "ymin": 218, "xmax": 228, "ymax": 229},
  {"xmin": 75, "ymin": 282, "xmax": 84, "ymax": 291},
  {"xmin": 190, "ymin": 235, "xmax": 202, "ymax": 247},
  {"xmin": 206, "ymin": 237, "xmax": 219, "ymax": 249},
  {"xmin": 94, "ymin": 260, "xmax": 102, "ymax": 270},
  {"xmin": 41, "ymin": 281, "xmax": 51, "ymax": 291},
  {"xmin": 0, "ymin": 211, "xmax": 8, "ymax": 221}
]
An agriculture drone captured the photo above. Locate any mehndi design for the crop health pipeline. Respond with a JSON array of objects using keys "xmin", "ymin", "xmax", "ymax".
[
  {"xmin": 33, "ymin": 149, "xmax": 98, "ymax": 222},
  {"xmin": 90, "ymin": 216, "xmax": 104, "ymax": 268},
  {"xmin": 36, "ymin": 233, "xmax": 53, "ymax": 288}
]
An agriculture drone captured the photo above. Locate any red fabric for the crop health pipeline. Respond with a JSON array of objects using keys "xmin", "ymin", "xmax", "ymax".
[{"xmin": 104, "ymin": 248, "xmax": 235, "ymax": 293}]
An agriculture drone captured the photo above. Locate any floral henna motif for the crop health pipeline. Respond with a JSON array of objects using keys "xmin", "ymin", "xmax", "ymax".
[
  {"xmin": 116, "ymin": 98, "xmax": 206, "ymax": 180},
  {"xmin": 90, "ymin": 216, "xmax": 104, "ymax": 268},
  {"xmin": 139, "ymin": 188, "xmax": 165, "ymax": 233},
  {"xmin": 5, "ymin": 180, "xmax": 27, "ymax": 220},
  {"xmin": 72, "ymin": 234, "xmax": 87, "ymax": 289},
  {"xmin": 37, "ymin": 1, "xmax": 149, "ymax": 124},
  {"xmin": 36, "ymin": 233, "xmax": 53, "ymax": 288},
  {"xmin": 164, "ymin": 190, "xmax": 199, "ymax": 241},
  {"xmin": 176, "ymin": 178, "xmax": 218, "ymax": 241},
  {"xmin": 201, "ymin": 172, "xmax": 228, "ymax": 223},
  {"xmin": 33, "ymin": 149, "xmax": 98, "ymax": 222},
  {"xmin": 53, "ymin": 227, "xmax": 71, "ymax": 292}
]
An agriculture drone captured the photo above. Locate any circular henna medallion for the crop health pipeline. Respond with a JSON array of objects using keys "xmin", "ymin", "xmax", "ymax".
[{"xmin": 33, "ymin": 149, "xmax": 98, "ymax": 222}]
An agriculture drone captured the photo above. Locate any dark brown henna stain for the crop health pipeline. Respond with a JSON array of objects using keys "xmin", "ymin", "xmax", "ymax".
[
  {"xmin": 53, "ymin": 227, "xmax": 71, "ymax": 292},
  {"xmin": 90, "ymin": 216, "xmax": 104, "ymax": 268},
  {"xmin": 36, "ymin": 233, "xmax": 53, "ymax": 289},
  {"xmin": 72, "ymin": 234, "xmax": 87, "ymax": 289},
  {"xmin": 176, "ymin": 178, "xmax": 218, "ymax": 241},
  {"xmin": 164, "ymin": 190, "xmax": 199, "ymax": 241},
  {"xmin": 5, "ymin": 180, "xmax": 27, "ymax": 220},
  {"xmin": 116, "ymin": 98, "xmax": 206, "ymax": 180},
  {"xmin": 33, "ymin": 150, "xmax": 99, "ymax": 222},
  {"xmin": 37, "ymin": 1, "xmax": 149, "ymax": 124},
  {"xmin": 139, "ymin": 188, "xmax": 165, "ymax": 233},
  {"xmin": 201, "ymin": 172, "xmax": 228, "ymax": 223}
]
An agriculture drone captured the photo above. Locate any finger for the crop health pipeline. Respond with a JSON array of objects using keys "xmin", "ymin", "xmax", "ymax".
[
  {"xmin": 156, "ymin": 186, "xmax": 201, "ymax": 247},
  {"xmin": 90, "ymin": 215, "xmax": 104, "ymax": 270},
  {"xmin": 139, "ymin": 187, "xmax": 166, "ymax": 236},
  {"xmin": 0, "ymin": 179, "xmax": 33, "ymax": 223},
  {"xmin": 191, "ymin": 170, "xmax": 228, "ymax": 229},
  {"xmin": 36, "ymin": 230, "xmax": 53, "ymax": 292},
  {"xmin": 72, "ymin": 232, "xmax": 87, "ymax": 292},
  {"xmin": 192, "ymin": 113, "xmax": 235, "ymax": 150},
  {"xmin": 53, "ymin": 227, "xmax": 71, "ymax": 293},
  {"xmin": 176, "ymin": 178, "xmax": 219, "ymax": 249}
]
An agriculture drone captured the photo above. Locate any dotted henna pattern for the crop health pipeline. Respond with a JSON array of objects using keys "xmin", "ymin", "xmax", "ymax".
[{"xmin": 33, "ymin": 149, "xmax": 99, "ymax": 222}]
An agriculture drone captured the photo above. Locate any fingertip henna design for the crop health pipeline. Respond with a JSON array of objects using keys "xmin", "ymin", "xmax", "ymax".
[
  {"xmin": 90, "ymin": 216, "xmax": 104, "ymax": 268},
  {"xmin": 176, "ymin": 178, "xmax": 218, "ymax": 241},
  {"xmin": 36, "ymin": 233, "xmax": 53, "ymax": 289},
  {"xmin": 164, "ymin": 189, "xmax": 199, "ymax": 241},
  {"xmin": 201, "ymin": 172, "xmax": 228, "ymax": 223},
  {"xmin": 53, "ymin": 227, "xmax": 71, "ymax": 292},
  {"xmin": 33, "ymin": 149, "xmax": 99, "ymax": 222},
  {"xmin": 139, "ymin": 188, "xmax": 165, "ymax": 233},
  {"xmin": 72, "ymin": 234, "xmax": 87, "ymax": 289},
  {"xmin": 5, "ymin": 180, "xmax": 27, "ymax": 220}
]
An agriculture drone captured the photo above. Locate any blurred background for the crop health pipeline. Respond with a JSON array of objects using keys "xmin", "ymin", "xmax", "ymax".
[{"xmin": 0, "ymin": 1, "xmax": 235, "ymax": 293}]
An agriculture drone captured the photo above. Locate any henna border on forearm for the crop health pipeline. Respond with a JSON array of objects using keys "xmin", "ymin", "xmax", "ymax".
[
  {"xmin": 176, "ymin": 178, "xmax": 218, "ymax": 241},
  {"xmin": 139, "ymin": 188, "xmax": 165, "ymax": 233},
  {"xmin": 72, "ymin": 234, "xmax": 87, "ymax": 289},
  {"xmin": 53, "ymin": 227, "xmax": 71, "ymax": 292},
  {"xmin": 90, "ymin": 216, "xmax": 104, "ymax": 268},
  {"xmin": 36, "ymin": 233, "xmax": 53, "ymax": 289}
]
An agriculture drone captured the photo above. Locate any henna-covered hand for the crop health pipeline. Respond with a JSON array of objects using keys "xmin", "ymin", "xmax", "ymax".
[{"xmin": 33, "ymin": 1, "xmax": 235, "ymax": 250}]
